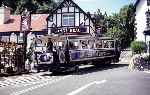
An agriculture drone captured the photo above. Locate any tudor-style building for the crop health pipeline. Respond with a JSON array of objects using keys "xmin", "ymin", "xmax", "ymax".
[
  {"xmin": 0, "ymin": 0, "xmax": 98, "ymax": 53},
  {"xmin": 47, "ymin": 0, "xmax": 96, "ymax": 37}
]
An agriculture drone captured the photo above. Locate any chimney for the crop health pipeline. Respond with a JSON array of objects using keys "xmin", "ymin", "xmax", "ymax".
[{"xmin": 0, "ymin": 7, "xmax": 11, "ymax": 24}]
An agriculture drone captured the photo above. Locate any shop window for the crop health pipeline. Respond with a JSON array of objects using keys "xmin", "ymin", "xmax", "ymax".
[
  {"xmin": 1, "ymin": 36, "xmax": 9, "ymax": 42},
  {"xmin": 62, "ymin": 14, "xmax": 74, "ymax": 26}
]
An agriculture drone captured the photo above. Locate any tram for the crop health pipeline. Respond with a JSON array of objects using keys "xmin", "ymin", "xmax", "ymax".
[{"xmin": 35, "ymin": 35, "xmax": 120, "ymax": 73}]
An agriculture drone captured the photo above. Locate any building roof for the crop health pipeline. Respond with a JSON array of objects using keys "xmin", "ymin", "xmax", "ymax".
[{"xmin": 0, "ymin": 14, "xmax": 48, "ymax": 32}]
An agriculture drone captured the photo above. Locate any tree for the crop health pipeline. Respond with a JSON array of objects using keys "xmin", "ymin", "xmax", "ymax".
[
  {"xmin": 131, "ymin": 41, "xmax": 147, "ymax": 54},
  {"xmin": 119, "ymin": 4, "xmax": 135, "ymax": 41},
  {"xmin": 104, "ymin": 4, "xmax": 135, "ymax": 49},
  {"xmin": 93, "ymin": 9, "xmax": 108, "ymax": 35},
  {"xmin": 0, "ymin": 0, "xmax": 57, "ymax": 14}
]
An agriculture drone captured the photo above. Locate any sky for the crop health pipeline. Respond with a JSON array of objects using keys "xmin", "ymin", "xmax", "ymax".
[{"xmin": 73, "ymin": 0, "xmax": 137, "ymax": 15}]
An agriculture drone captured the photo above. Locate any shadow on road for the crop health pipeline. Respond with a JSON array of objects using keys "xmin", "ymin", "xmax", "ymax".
[
  {"xmin": 42, "ymin": 72, "xmax": 71, "ymax": 76},
  {"xmin": 74, "ymin": 64, "xmax": 128, "ymax": 75},
  {"xmin": 41, "ymin": 64, "xmax": 128, "ymax": 76}
]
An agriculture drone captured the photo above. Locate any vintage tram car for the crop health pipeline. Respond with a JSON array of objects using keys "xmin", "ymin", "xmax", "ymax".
[{"xmin": 35, "ymin": 35, "xmax": 120, "ymax": 73}]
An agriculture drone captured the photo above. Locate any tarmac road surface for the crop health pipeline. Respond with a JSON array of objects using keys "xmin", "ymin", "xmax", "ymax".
[{"xmin": 0, "ymin": 64, "xmax": 150, "ymax": 95}]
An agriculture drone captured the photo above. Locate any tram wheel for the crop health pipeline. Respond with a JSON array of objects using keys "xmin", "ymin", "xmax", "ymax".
[
  {"xmin": 104, "ymin": 58, "xmax": 112, "ymax": 65},
  {"xmin": 92, "ymin": 60, "xmax": 104, "ymax": 67}
]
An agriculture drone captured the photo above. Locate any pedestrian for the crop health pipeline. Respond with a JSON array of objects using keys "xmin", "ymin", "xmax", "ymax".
[{"xmin": 47, "ymin": 38, "xmax": 53, "ymax": 53}]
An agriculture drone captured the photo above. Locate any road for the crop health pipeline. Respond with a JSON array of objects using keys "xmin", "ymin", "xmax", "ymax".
[{"xmin": 0, "ymin": 64, "xmax": 150, "ymax": 95}]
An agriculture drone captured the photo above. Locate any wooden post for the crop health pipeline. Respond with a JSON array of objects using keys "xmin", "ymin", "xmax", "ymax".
[{"xmin": 20, "ymin": 9, "xmax": 31, "ymax": 72}]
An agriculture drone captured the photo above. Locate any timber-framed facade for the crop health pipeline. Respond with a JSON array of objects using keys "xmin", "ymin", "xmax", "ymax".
[{"xmin": 47, "ymin": 0, "xmax": 96, "ymax": 36}]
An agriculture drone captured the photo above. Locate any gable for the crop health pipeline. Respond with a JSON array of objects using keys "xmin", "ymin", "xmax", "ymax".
[
  {"xmin": 47, "ymin": 0, "xmax": 94, "ymax": 23},
  {"xmin": 47, "ymin": 0, "xmax": 95, "ymax": 36}
]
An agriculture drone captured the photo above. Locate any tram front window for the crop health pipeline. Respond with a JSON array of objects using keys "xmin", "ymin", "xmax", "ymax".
[
  {"xmin": 110, "ymin": 41, "xmax": 115, "ymax": 48},
  {"xmin": 103, "ymin": 40, "xmax": 115, "ymax": 48},
  {"xmin": 103, "ymin": 41, "xmax": 109, "ymax": 48}
]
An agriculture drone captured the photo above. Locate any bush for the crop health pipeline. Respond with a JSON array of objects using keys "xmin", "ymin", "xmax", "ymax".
[{"xmin": 131, "ymin": 41, "xmax": 147, "ymax": 54}]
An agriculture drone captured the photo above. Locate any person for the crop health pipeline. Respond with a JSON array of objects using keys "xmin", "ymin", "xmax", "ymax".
[{"xmin": 47, "ymin": 38, "xmax": 53, "ymax": 53}]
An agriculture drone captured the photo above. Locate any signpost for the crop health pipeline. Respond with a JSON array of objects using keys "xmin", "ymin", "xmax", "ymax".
[{"xmin": 20, "ymin": 9, "xmax": 31, "ymax": 69}]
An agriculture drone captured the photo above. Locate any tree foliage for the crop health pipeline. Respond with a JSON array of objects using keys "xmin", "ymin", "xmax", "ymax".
[
  {"xmin": 131, "ymin": 41, "xmax": 147, "ymax": 54},
  {"xmin": 105, "ymin": 4, "xmax": 135, "ymax": 49},
  {"xmin": 93, "ymin": 9, "xmax": 108, "ymax": 35},
  {"xmin": 0, "ymin": 0, "xmax": 57, "ymax": 14}
]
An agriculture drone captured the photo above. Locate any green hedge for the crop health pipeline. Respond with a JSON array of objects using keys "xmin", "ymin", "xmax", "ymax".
[{"xmin": 131, "ymin": 41, "xmax": 147, "ymax": 54}]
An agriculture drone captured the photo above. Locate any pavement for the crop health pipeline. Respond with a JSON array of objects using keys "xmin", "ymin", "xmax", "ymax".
[{"xmin": 118, "ymin": 49, "xmax": 132, "ymax": 64}]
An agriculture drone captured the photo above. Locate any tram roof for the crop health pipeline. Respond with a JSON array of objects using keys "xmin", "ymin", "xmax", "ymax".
[{"xmin": 41, "ymin": 35, "xmax": 114, "ymax": 42}]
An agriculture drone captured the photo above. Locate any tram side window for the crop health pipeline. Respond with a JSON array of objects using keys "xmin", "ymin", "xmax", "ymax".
[
  {"xmin": 69, "ymin": 41, "xmax": 74, "ymax": 49},
  {"xmin": 66, "ymin": 41, "xmax": 77, "ymax": 50},
  {"xmin": 80, "ymin": 40, "xmax": 88, "ymax": 49},
  {"xmin": 88, "ymin": 40, "xmax": 94, "ymax": 49},
  {"xmin": 103, "ymin": 41, "xmax": 109, "ymax": 48},
  {"xmin": 95, "ymin": 40, "xmax": 102, "ymax": 48},
  {"xmin": 74, "ymin": 42, "xmax": 79, "ymax": 49},
  {"xmin": 110, "ymin": 41, "xmax": 115, "ymax": 48}
]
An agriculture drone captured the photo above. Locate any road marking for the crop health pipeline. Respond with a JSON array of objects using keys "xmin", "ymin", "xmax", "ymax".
[
  {"xmin": 67, "ymin": 80, "xmax": 107, "ymax": 95},
  {"xmin": 0, "ymin": 75, "xmax": 54, "ymax": 88},
  {"xmin": 14, "ymin": 78, "xmax": 53, "ymax": 88},
  {"xmin": 13, "ymin": 76, "xmax": 54, "ymax": 88},
  {"xmin": 10, "ymin": 75, "xmax": 72, "ymax": 95}
]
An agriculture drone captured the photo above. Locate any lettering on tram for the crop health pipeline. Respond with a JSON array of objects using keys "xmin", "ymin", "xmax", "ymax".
[{"xmin": 34, "ymin": 35, "xmax": 121, "ymax": 73}]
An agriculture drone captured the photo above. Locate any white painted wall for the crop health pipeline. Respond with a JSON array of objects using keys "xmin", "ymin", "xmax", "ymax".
[
  {"xmin": 75, "ymin": 13, "xmax": 79, "ymax": 26},
  {"xmin": 0, "ymin": 7, "xmax": 10, "ymax": 24},
  {"xmin": 62, "ymin": 7, "xmax": 68, "ymax": 12},
  {"xmin": 135, "ymin": 0, "xmax": 147, "ymax": 42},
  {"xmin": 57, "ymin": 14, "xmax": 61, "ymax": 27},
  {"xmin": 69, "ymin": 7, "xmax": 74, "ymax": 12},
  {"xmin": 27, "ymin": 32, "xmax": 36, "ymax": 52},
  {"xmin": 80, "ymin": 13, "xmax": 84, "ymax": 24},
  {"xmin": 53, "ymin": 14, "xmax": 56, "ymax": 26}
]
